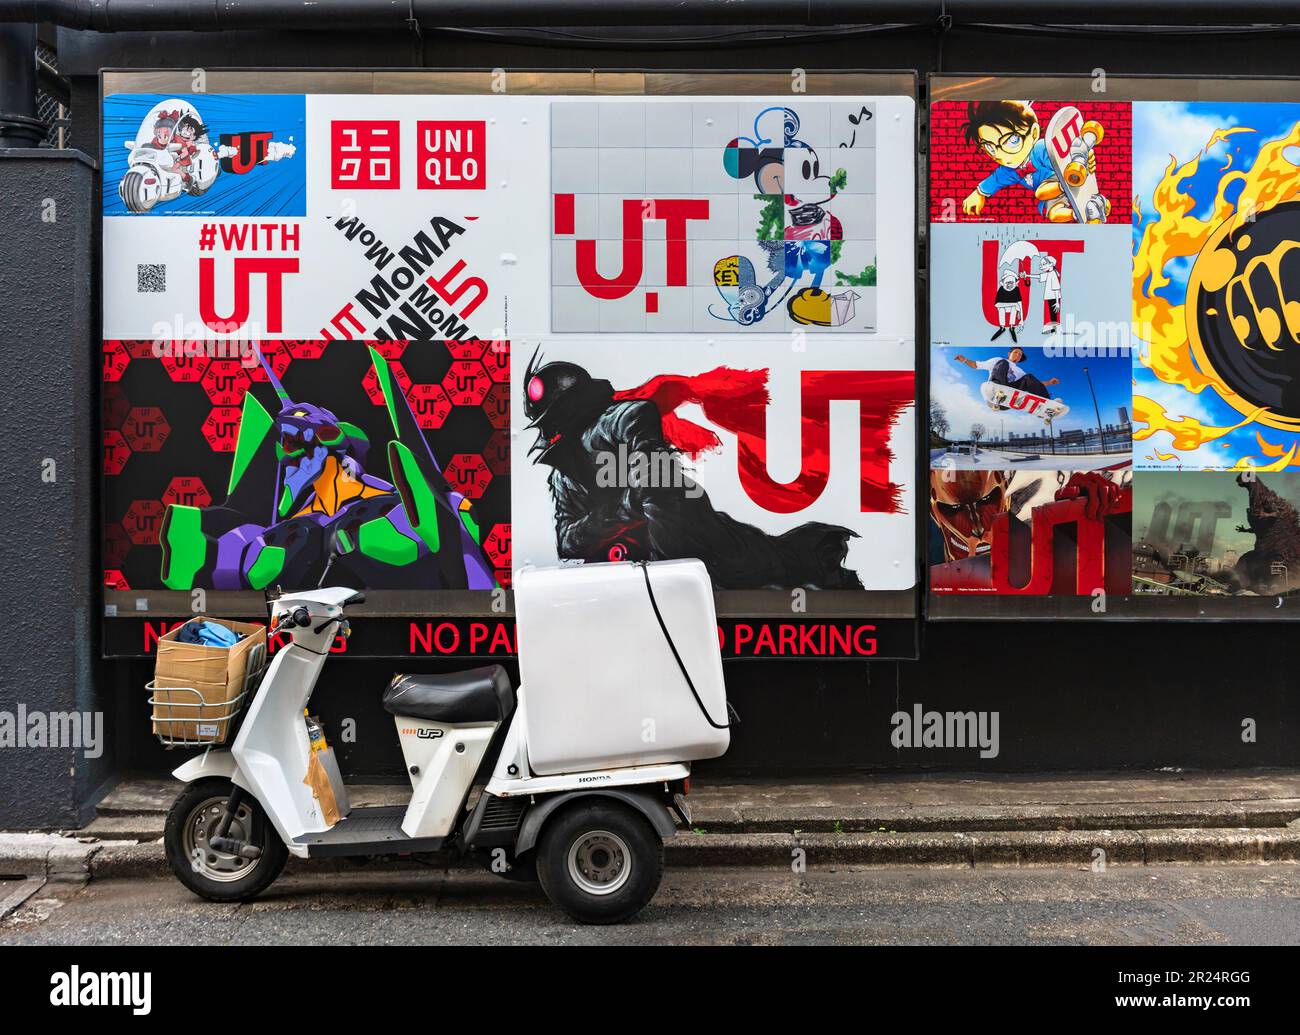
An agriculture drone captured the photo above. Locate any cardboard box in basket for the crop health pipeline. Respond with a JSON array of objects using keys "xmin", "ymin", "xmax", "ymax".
[{"xmin": 152, "ymin": 618, "xmax": 266, "ymax": 742}]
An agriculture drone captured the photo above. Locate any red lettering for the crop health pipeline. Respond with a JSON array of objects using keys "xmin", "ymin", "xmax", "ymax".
[
  {"xmin": 488, "ymin": 623, "xmax": 514, "ymax": 653},
  {"xmin": 852, "ymin": 626, "xmax": 877, "ymax": 655},
  {"xmin": 409, "ymin": 622, "xmax": 433, "ymax": 653},
  {"xmin": 199, "ymin": 256, "xmax": 298, "ymax": 333},
  {"xmin": 777, "ymin": 624, "xmax": 797, "ymax": 655},
  {"xmin": 654, "ymin": 199, "xmax": 709, "ymax": 285},
  {"xmin": 426, "ymin": 260, "xmax": 487, "ymax": 318},
  {"xmin": 576, "ymin": 199, "xmax": 644, "ymax": 299},
  {"xmin": 737, "ymin": 369, "xmax": 914, "ymax": 514}
]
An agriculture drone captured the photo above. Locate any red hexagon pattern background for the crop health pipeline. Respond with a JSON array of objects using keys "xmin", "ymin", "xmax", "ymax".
[{"xmin": 102, "ymin": 339, "xmax": 511, "ymax": 594}]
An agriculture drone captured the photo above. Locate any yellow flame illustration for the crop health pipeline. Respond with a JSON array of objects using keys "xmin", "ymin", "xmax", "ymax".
[
  {"xmin": 1256, "ymin": 430, "xmax": 1288, "ymax": 457},
  {"xmin": 1130, "ymin": 393, "xmax": 1263, "ymax": 451},
  {"xmin": 1133, "ymin": 120, "xmax": 1300, "ymax": 466}
]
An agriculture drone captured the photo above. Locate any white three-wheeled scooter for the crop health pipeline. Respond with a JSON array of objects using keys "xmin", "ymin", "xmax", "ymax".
[{"xmin": 161, "ymin": 560, "xmax": 731, "ymax": 924}]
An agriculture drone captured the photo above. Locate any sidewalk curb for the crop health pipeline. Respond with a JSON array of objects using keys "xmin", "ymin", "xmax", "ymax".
[
  {"xmin": 689, "ymin": 800, "xmax": 1300, "ymax": 833},
  {"xmin": 0, "ymin": 833, "xmax": 100, "ymax": 884},
  {"xmin": 76, "ymin": 799, "xmax": 1300, "ymax": 844},
  {"xmin": 15, "ymin": 827, "xmax": 1297, "ymax": 883},
  {"xmin": 669, "ymin": 828, "xmax": 1300, "ymax": 867}
]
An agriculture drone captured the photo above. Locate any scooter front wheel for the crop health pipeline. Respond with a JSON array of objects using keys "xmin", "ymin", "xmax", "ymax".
[
  {"xmin": 536, "ymin": 800, "xmax": 664, "ymax": 925},
  {"xmin": 164, "ymin": 778, "xmax": 288, "ymax": 902}
]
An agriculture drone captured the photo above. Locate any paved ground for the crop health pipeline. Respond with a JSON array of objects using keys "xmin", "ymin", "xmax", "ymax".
[{"xmin": 4, "ymin": 863, "xmax": 1300, "ymax": 946}]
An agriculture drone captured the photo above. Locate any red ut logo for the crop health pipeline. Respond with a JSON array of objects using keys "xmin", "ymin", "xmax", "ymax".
[
  {"xmin": 990, "ymin": 494, "xmax": 1131, "ymax": 595},
  {"xmin": 738, "ymin": 370, "xmax": 914, "ymax": 516},
  {"xmin": 418, "ymin": 121, "xmax": 486, "ymax": 189},
  {"xmin": 980, "ymin": 238, "xmax": 1082, "ymax": 330},
  {"xmin": 199, "ymin": 257, "xmax": 298, "ymax": 333},
  {"xmin": 1048, "ymin": 109, "xmax": 1084, "ymax": 161},
  {"xmin": 219, "ymin": 131, "xmax": 272, "ymax": 174},
  {"xmin": 554, "ymin": 195, "xmax": 709, "ymax": 310},
  {"xmin": 1003, "ymin": 390, "xmax": 1045, "ymax": 414}
]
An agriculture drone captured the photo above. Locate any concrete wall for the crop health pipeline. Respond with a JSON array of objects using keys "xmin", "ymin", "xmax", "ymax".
[{"xmin": 0, "ymin": 148, "xmax": 108, "ymax": 828}]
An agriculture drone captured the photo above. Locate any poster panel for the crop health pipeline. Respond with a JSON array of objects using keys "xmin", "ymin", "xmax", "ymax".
[
  {"xmin": 101, "ymin": 73, "xmax": 919, "ymax": 656},
  {"xmin": 928, "ymin": 77, "xmax": 1300, "ymax": 618}
]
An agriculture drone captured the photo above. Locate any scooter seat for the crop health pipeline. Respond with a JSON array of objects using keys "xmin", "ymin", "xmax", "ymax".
[{"xmin": 383, "ymin": 665, "xmax": 514, "ymax": 724}]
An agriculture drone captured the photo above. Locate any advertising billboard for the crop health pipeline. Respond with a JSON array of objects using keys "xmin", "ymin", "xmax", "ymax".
[
  {"xmin": 101, "ymin": 72, "xmax": 919, "ymax": 658},
  {"xmin": 928, "ymin": 77, "xmax": 1300, "ymax": 618}
]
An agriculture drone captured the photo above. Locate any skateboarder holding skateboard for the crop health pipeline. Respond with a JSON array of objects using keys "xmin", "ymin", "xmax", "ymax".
[{"xmin": 954, "ymin": 347, "xmax": 1059, "ymax": 399}]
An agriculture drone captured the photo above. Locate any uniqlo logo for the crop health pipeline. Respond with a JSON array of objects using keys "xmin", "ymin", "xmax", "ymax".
[
  {"xmin": 331, "ymin": 120, "xmax": 400, "ymax": 189},
  {"xmin": 417, "ymin": 120, "xmax": 486, "ymax": 190}
]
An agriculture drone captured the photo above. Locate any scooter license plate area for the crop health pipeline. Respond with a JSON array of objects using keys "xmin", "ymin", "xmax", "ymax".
[{"xmin": 672, "ymin": 793, "xmax": 692, "ymax": 827}]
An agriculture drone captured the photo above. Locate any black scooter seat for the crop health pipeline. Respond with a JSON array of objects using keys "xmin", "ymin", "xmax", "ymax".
[{"xmin": 383, "ymin": 665, "xmax": 514, "ymax": 724}]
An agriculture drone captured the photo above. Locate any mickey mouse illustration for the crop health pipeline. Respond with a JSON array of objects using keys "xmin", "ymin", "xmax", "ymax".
[{"xmin": 716, "ymin": 106, "xmax": 852, "ymax": 327}]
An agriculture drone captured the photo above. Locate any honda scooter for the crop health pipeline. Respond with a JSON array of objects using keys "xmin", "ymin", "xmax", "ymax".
[{"xmin": 160, "ymin": 559, "xmax": 731, "ymax": 924}]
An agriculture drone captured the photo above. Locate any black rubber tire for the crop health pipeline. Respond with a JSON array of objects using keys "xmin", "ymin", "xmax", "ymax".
[
  {"xmin": 163, "ymin": 778, "xmax": 288, "ymax": 903},
  {"xmin": 536, "ymin": 800, "xmax": 664, "ymax": 925}
]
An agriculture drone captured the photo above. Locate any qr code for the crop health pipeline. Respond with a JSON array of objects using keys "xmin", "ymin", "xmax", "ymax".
[{"xmin": 137, "ymin": 263, "xmax": 166, "ymax": 293}]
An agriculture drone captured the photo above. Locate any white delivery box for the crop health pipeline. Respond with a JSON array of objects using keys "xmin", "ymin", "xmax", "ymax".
[{"xmin": 515, "ymin": 560, "xmax": 730, "ymax": 776}]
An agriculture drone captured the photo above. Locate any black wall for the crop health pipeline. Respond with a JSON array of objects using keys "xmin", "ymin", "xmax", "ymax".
[
  {"xmin": 33, "ymin": 21, "xmax": 1300, "ymax": 812},
  {"xmin": 0, "ymin": 148, "xmax": 107, "ymax": 827}
]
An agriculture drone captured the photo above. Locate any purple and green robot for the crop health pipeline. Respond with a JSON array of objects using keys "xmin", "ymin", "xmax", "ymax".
[{"xmin": 159, "ymin": 345, "xmax": 496, "ymax": 592}]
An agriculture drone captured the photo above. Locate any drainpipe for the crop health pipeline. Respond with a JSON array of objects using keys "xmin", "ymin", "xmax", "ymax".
[
  {"xmin": 2, "ymin": 0, "xmax": 1300, "ymax": 28},
  {"xmin": 0, "ymin": 22, "xmax": 43, "ymax": 147}
]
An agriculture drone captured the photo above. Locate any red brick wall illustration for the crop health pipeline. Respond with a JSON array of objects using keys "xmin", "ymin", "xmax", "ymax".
[{"xmin": 929, "ymin": 100, "xmax": 1131, "ymax": 224}]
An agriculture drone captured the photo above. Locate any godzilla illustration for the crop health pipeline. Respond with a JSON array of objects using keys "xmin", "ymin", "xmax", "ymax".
[
  {"xmin": 1233, "ymin": 472, "xmax": 1300, "ymax": 594},
  {"xmin": 158, "ymin": 345, "xmax": 495, "ymax": 592},
  {"xmin": 523, "ymin": 350, "xmax": 863, "ymax": 590}
]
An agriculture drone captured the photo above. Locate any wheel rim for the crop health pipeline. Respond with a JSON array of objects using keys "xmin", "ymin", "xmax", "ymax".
[
  {"xmin": 566, "ymin": 829, "xmax": 631, "ymax": 896},
  {"xmin": 181, "ymin": 795, "xmax": 263, "ymax": 884}
]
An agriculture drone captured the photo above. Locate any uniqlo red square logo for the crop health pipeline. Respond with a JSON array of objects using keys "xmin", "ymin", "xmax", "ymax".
[
  {"xmin": 417, "ymin": 120, "xmax": 486, "ymax": 190},
  {"xmin": 331, "ymin": 120, "xmax": 400, "ymax": 189}
]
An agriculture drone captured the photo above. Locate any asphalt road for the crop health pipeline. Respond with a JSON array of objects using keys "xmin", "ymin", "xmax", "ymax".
[{"xmin": 3, "ymin": 864, "xmax": 1300, "ymax": 946}]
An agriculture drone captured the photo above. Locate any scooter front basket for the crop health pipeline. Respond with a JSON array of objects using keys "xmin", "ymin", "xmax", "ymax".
[{"xmin": 147, "ymin": 663, "xmax": 265, "ymax": 748}]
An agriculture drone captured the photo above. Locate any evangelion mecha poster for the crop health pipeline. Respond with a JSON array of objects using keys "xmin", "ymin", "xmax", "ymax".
[{"xmin": 928, "ymin": 98, "xmax": 1132, "ymax": 596}]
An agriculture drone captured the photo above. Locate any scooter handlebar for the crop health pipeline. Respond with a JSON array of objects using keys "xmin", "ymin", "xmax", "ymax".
[{"xmin": 273, "ymin": 606, "xmax": 311, "ymax": 632}]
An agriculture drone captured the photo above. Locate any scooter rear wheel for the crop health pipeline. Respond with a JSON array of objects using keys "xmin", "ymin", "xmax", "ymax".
[
  {"xmin": 164, "ymin": 778, "xmax": 288, "ymax": 902},
  {"xmin": 536, "ymin": 800, "xmax": 664, "ymax": 924}
]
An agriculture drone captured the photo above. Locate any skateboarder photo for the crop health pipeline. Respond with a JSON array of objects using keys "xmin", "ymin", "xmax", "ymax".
[
  {"xmin": 930, "ymin": 345, "xmax": 1133, "ymax": 471},
  {"xmin": 954, "ymin": 347, "xmax": 1059, "ymax": 399}
]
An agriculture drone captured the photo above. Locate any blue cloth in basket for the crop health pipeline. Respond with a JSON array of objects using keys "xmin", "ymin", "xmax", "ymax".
[{"xmin": 178, "ymin": 620, "xmax": 242, "ymax": 648}]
